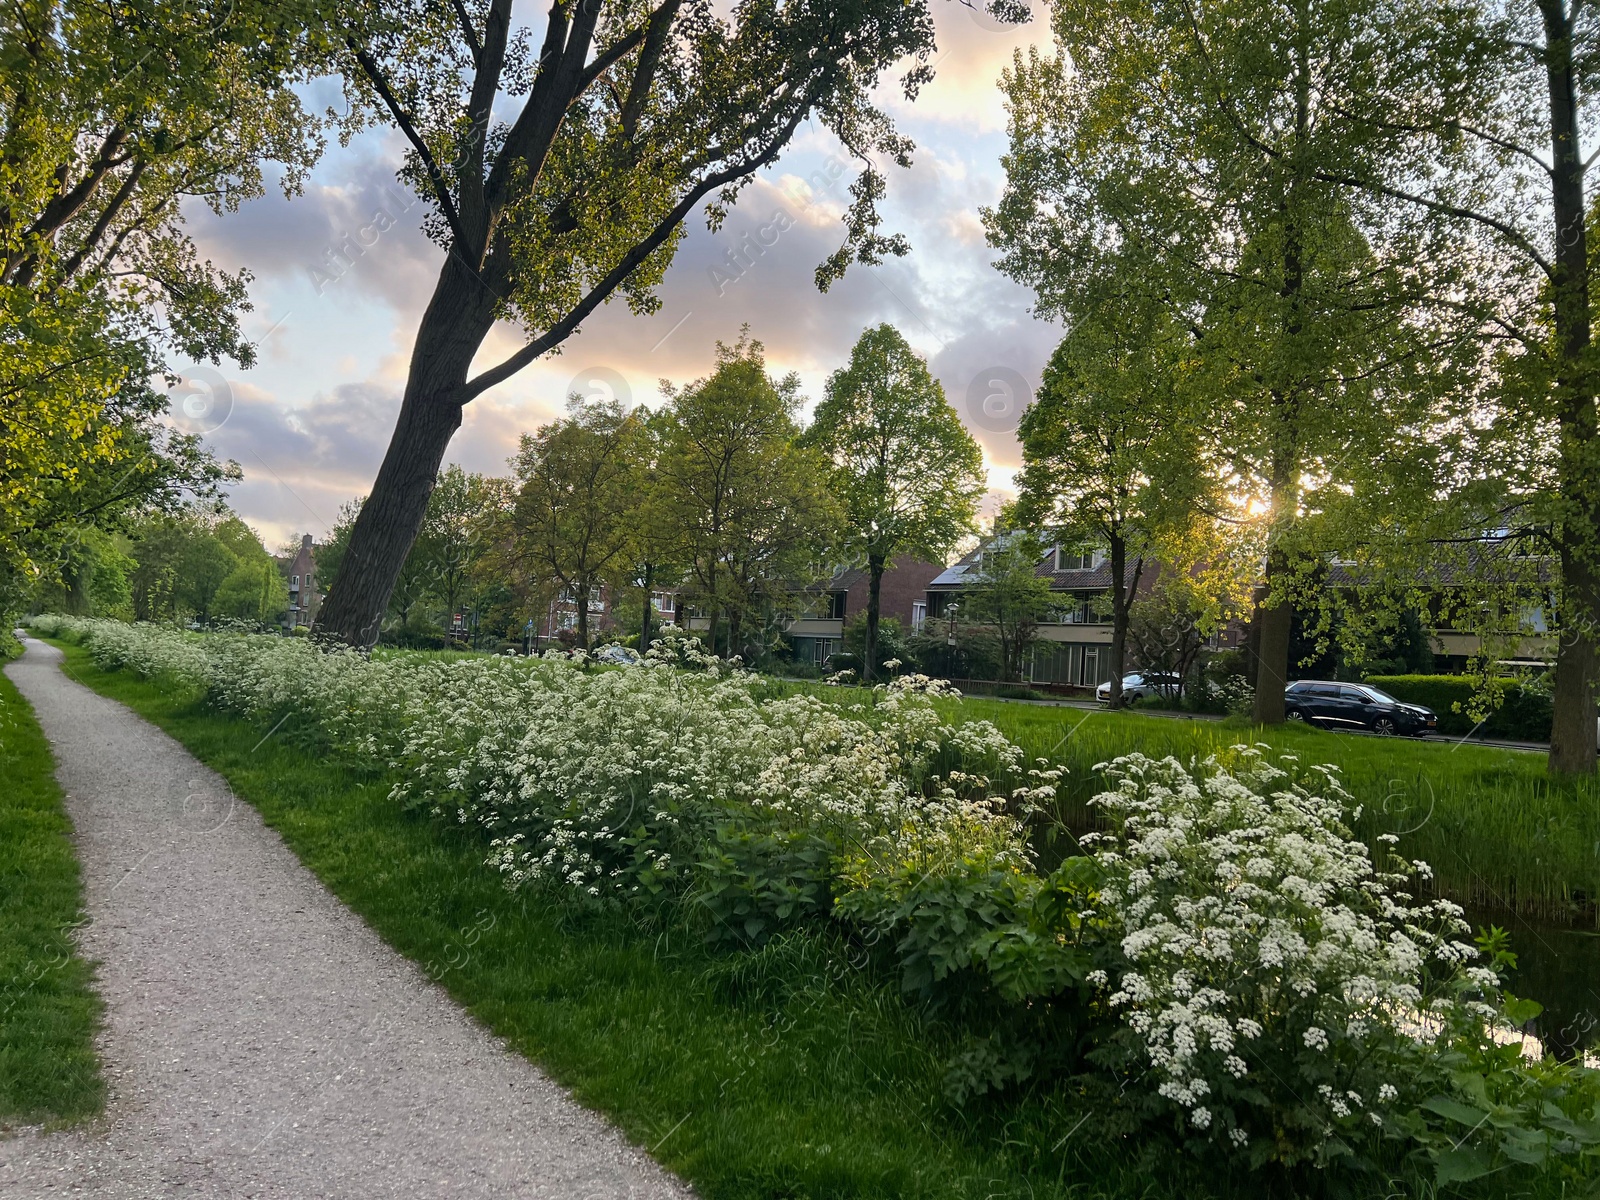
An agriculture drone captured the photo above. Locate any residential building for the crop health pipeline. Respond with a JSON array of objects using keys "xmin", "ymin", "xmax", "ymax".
[
  {"xmin": 925, "ymin": 535, "xmax": 1247, "ymax": 690},
  {"xmin": 279, "ymin": 534, "xmax": 321, "ymax": 629},
  {"xmin": 784, "ymin": 557, "xmax": 947, "ymax": 667}
]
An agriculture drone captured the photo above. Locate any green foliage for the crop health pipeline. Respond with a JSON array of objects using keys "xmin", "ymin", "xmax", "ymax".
[
  {"xmin": 124, "ymin": 508, "xmax": 280, "ymax": 625},
  {"xmin": 805, "ymin": 324, "xmax": 984, "ymax": 567},
  {"xmin": 1365, "ymin": 675, "xmax": 1552, "ymax": 742},
  {"xmin": 0, "ymin": 670, "xmax": 103, "ymax": 1123},
  {"xmin": 696, "ymin": 825, "xmax": 833, "ymax": 947},
  {"xmin": 804, "ymin": 323, "xmax": 984, "ymax": 678},
  {"xmin": 0, "ymin": 0, "xmax": 326, "ymax": 627},
  {"xmin": 512, "ymin": 400, "xmax": 646, "ymax": 649},
  {"xmin": 214, "ymin": 557, "xmax": 290, "ymax": 626},
  {"xmin": 656, "ymin": 334, "xmax": 841, "ymax": 655},
  {"xmin": 959, "ymin": 533, "xmax": 1055, "ymax": 682},
  {"xmin": 834, "ymin": 613, "xmax": 910, "ymax": 676},
  {"xmin": 985, "ymin": 0, "xmax": 1496, "ymax": 725}
]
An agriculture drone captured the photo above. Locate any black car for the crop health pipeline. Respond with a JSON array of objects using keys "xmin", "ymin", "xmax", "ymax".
[{"xmin": 1283, "ymin": 681, "xmax": 1437, "ymax": 737}]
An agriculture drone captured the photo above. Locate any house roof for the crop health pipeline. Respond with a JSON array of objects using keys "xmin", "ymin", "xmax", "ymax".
[
  {"xmin": 1323, "ymin": 539, "xmax": 1555, "ymax": 589},
  {"xmin": 927, "ymin": 532, "xmax": 1143, "ymax": 593}
]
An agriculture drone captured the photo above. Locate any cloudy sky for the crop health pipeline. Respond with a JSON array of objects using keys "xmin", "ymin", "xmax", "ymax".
[{"xmin": 174, "ymin": 3, "xmax": 1060, "ymax": 552}]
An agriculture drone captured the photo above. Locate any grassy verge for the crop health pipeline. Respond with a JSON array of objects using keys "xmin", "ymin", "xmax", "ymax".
[
  {"xmin": 0, "ymin": 668, "xmax": 103, "ymax": 1126},
  {"xmin": 957, "ymin": 697, "xmax": 1600, "ymax": 925},
  {"xmin": 755, "ymin": 677, "xmax": 1600, "ymax": 924},
  {"xmin": 45, "ymin": 639, "xmax": 1229, "ymax": 1200}
]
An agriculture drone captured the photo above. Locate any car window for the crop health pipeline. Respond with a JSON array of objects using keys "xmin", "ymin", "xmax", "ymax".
[
  {"xmin": 1364, "ymin": 686, "xmax": 1398, "ymax": 704},
  {"xmin": 1340, "ymin": 687, "xmax": 1369, "ymax": 702},
  {"xmin": 1308, "ymin": 684, "xmax": 1342, "ymax": 697}
]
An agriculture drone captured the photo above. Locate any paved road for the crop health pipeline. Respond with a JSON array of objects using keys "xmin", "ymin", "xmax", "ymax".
[{"xmin": 0, "ymin": 636, "xmax": 692, "ymax": 1199}]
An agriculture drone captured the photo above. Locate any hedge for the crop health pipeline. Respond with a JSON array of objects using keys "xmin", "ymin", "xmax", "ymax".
[{"xmin": 1362, "ymin": 675, "xmax": 1552, "ymax": 742}]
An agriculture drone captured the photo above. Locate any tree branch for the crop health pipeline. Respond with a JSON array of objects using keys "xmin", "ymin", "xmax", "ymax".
[
  {"xmin": 458, "ymin": 0, "xmax": 513, "ymax": 245},
  {"xmin": 462, "ymin": 105, "xmax": 814, "ymax": 403},
  {"xmin": 445, "ymin": 0, "xmax": 483, "ymax": 64},
  {"xmin": 486, "ymin": 0, "xmax": 602, "ymax": 207},
  {"xmin": 1310, "ymin": 166, "xmax": 1555, "ymax": 279},
  {"xmin": 56, "ymin": 158, "xmax": 146, "ymax": 282},
  {"xmin": 348, "ymin": 39, "xmax": 470, "ymax": 249}
]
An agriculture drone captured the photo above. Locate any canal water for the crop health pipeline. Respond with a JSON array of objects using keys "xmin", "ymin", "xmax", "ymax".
[{"xmin": 1465, "ymin": 908, "xmax": 1600, "ymax": 1060}]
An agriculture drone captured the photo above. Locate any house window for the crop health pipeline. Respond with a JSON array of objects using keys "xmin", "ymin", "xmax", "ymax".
[
  {"xmin": 911, "ymin": 601, "xmax": 927, "ymax": 632},
  {"xmin": 652, "ymin": 591, "xmax": 674, "ymax": 614},
  {"xmin": 291, "ymin": 574, "xmax": 300, "ymax": 588},
  {"xmin": 815, "ymin": 638, "xmax": 837, "ymax": 665},
  {"xmin": 1054, "ymin": 547, "xmax": 1095, "ymax": 572},
  {"xmin": 828, "ymin": 592, "xmax": 847, "ymax": 619}
]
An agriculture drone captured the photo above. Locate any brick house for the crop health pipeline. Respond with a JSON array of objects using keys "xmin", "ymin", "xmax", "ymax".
[
  {"xmin": 279, "ymin": 534, "xmax": 321, "ymax": 629},
  {"xmin": 924, "ymin": 535, "xmax": 1247, "ymax": 689},
  {"xmin": 783, "ymin": 556, "xmax": 946, "ymax": 667}
]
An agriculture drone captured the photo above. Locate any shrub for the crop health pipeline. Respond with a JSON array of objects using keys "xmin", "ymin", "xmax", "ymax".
[{"xmin": 1365, "ymin": 675, "xmax": 1552, "ymax": 741}]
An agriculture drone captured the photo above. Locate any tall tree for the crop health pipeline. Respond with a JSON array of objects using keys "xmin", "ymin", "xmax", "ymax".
[
  {"xmin": 1015, "ymin": 286, "xmax": 1206, "ymax": 707},
  {"xmin": 512, "ymin": 397, "xmax": 645, "ymax": 650},
  {"xmin": 804, "ymin": 324, "xmax": 984, "ymax": 682},
  {"xmin": 613, "ymin": 407, "xmax": 684, "ymax": 653},
  {"xmin": 657, "ymin": 334, "xmax": 838, "ymax": 656},
  {"xmin": 986, "ymin": 0, "xmax": 1483, "ymax": 730},
  {"xmin": 316, "ymin": 0, "xmax": 1025, "ymax": 647},
  {"xmin": 1243, "ymin": 0, "xmax": 1600, "ymax": 775},
  {"xmin": 415, "ymin": 465, "xmax": 510, "ymax": 637},
  {"xmin": 0, "ymin": 0, "xmax": 324, "ymax": 621}
]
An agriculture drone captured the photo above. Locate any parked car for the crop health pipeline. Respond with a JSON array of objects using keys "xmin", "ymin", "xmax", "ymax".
[
  {"xmin": 1283, "ymin": 680, "xmax": 1437, "ymax": 736},
  {"xmin": 1097, "ymin": 672, "xmax": 1181, "ymax": 704},
  {"xmin": 592, "ymin": 643, "xmax": 642, "ymax": 666}
]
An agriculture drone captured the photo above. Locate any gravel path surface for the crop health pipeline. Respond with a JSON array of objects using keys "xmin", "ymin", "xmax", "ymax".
[{"xmin": 0, "ymin": 635, "xmax": 693, "ymax": 1199}]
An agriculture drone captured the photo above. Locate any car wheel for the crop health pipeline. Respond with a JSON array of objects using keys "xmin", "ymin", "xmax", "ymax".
[
  {"xmin": 1372, "ymin": 715, "xmax": 1397, "ymax": 736},
  {"xmin": 1286, "ymin": 707, "xmax": 1307, "ymax": 722}
]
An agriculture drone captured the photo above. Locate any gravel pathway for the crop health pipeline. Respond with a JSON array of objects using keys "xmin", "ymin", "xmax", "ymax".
[{"xmin": 0, "ymin": 635, "xmax": 693, "ymax": 1199}]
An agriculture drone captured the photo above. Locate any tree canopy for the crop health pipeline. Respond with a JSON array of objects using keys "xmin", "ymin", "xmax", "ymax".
[{"xmin": 804, "ymin": 323, "xmax": 984, "ymax": 679}]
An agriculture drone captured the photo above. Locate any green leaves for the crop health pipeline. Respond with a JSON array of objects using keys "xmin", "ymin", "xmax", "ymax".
[{"xmin": 805, "ymin": 323, "xmax": 985, "ymax": 569}]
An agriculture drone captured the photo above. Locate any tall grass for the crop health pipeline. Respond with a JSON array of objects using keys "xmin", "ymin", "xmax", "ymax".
[{"xmin": 958, "ymin": 699, "xmax": 1600, "ymax": 926}]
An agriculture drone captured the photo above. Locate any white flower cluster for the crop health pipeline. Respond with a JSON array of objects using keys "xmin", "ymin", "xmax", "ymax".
[
  {"xmin": 1084, "ymin": 747, "xmax": 1478, "ymax": 1148},
  {"xmin": 36, "ymin": 618, "xmax": 1039, "ymax": 901}
]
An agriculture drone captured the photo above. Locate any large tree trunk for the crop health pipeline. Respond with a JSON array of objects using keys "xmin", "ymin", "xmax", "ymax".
[
  {"xmin": 315, "ymin": 257, "xmax": 497, "ymax": 647},
  {"xmin": 1542, "ymin": 0, "xmax": 1600, "ymax": 775},
  {"xmin": 1107, "ymin": 542, "xmax": 1146, "ymax": 709},
  {"xmin": 863, "ymin": 552, "xmax": 885, "ymax": 683},
  {"xmin": 1252, "ymin": 22, "xmax": 1312, "ymax": 727},
  {"xmin": 639, "ymin": 561, "xmax": 654, "ymax": 652},
  {"xmin": 1251, "ymin": 568, "xmax": 1292, "ymax": 726},
  {"xmin": 575, "ymin": 580, "xmax": 591, "ymax": 650}
]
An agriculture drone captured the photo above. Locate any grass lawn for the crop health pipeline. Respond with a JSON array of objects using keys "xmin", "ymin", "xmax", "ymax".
[
  {"xmin": 44, "ymin": 638, "xmax": 1237, "ymax": 1200},
  {"xmin": 0, "ymin": 667, "xmax": 103, "ymax": 1126}
]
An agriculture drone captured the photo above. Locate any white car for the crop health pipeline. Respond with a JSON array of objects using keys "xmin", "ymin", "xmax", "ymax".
[{"xmin": 1096, "ymin": 672, "xmax": 1180, "ymax": 704}]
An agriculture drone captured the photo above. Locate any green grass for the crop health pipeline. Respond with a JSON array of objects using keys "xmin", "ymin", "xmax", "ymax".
[
  {"xmin": 955, "ymin": 697, "xmax": 1600, "ymax": 926},
  {"xmin": 44, "ymin": 639, "xmax": 1238, "ymax": 1200},
  {"xmin": 757, "ymin": 677, "xmax": 1600, "ymax": 925},
  {"xmin": 0, "ymin": 669, "xmax": 104, "ymax": 1126}
]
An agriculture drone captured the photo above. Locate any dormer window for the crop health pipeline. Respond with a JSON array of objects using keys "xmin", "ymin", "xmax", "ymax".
[{"xmin": 1054, "ymin": 547, "xmax": 1095, "ymax": 571}]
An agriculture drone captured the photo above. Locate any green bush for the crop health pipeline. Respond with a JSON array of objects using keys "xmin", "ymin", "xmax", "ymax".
[{"xmin": 1365, "ymin": 675, "xmax": 1553, "ymax": 742}]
